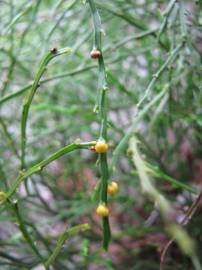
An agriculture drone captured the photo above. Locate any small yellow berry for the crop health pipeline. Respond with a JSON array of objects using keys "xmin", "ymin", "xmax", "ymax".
[
  {"xmin": 95, "ymin": 140, "xmax": 109, "ymax": 153},
  {"xmin": 107, "ymin": 181, "xmax": 119, "ymax": 195},
  {"xmin": 96, "ymin": 204, "xmax": 109, "ymax": 217},
  {"xmin": 0, "ymin": 191, "xmax": 7, "ymax": 202}
]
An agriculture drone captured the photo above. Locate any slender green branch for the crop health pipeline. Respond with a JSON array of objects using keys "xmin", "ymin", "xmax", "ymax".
[
  {"xmin": 87, "ymin": 0, "xmax": 111, "ymax": 250},
  {"xmin": 137, "ymin": 42, "xmax": 184, "ymax": 108},
  {"xmin": 112, "ymin": 27, "xmax": 159, "ymax": 50},
  {"xmin": 110, "ymin": 85, "xmax": 169, "ymax": 174},
  {"xmin": 96, "ymin": 2, "xmax": 147, "ymax": 31},
  {"xmin": 179, "ymin": 1, "xmax": 187, "ymax": 41},
  {"xmin": 144, "ymin": 162, "xmax": 197, "ymax": 194},
  {"xmin": 18, "ymin": 0, "xmax": 42, "ymax": 51},
  {"xmin": 0, "ymin": 65, "xmax": 95, "ymax": 106},
  {"xmin": 129, "ymin": 137, "xmax": 200, "ymax": 270},
  {"xmin": 4, "ymin": 2, "xmax": 33, "ymax": 34},
  {"xmin": 8, "ymin": 200, "xmax": 45, "ymax": 265},
  {"xmin": 0, "ymin": 48, "xmax": 31, "ymax": 77},
  {"xmin": 0, "ymin": 85, "xmax": 32, "ymax": 106},
  {"xmin": 158, "ymin": 0, "xmax": 178, "ymax": 40},
  {"xmin": 45, "ymin": 224, "xmax": 90, "ymax": 269},
  {"xmin": 0, "ymin": 251, "xmax": 37, "ymax": 268},
  {"xmin": 5, "ymin": 141, "xmax": 95, "ymax": 200},
  {"xmin": 88, "ymin": 0, "xmax": 102, "ymax": 50},
  {"xmin": 46, "ymin": 0, "xmax": 77, "ymax": 43},
  {"xmin": 20, "ymin": 47, "xmax": 71, "ymax": 169}
]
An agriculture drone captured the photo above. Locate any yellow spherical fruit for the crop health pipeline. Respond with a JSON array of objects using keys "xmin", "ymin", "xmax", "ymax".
[
  {"xmin": 96, "ymin": 204, "xmax": 109, "ymax": 217},
  {"xmin": 107, "ymin": 181, "xmax": 119, "ymax": 195},
  {"xmin": 95, "ymin": 140, "xmax": 109, "ymax": 153},
  {"xmin": 0, "ymin": 191, "xmax": 7, "ymax": 202}
]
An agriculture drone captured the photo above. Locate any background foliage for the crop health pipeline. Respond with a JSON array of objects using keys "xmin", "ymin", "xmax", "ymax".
[{"xmin": 0, "ymin": 0, "xmax": 202, "ymax": 269}]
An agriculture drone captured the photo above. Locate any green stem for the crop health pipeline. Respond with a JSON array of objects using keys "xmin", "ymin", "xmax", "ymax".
[
  {"xmin": 137, "ymin": 42, "xmax": 183, "ymax": 108},
  {"xmin": 6, "ymin": 141, "xmax": 95, "ymax": 199},
  {"xmin": 45, "ymin": 224, "xmax": 90, "ymax": 269},
  {"xmin": 145, "ymin": 162, "xmax": 197, "ymax": 194},
  {"xmin": 158, "ymin": 0, "xmax": 178, "ymax": 40},
  {"xmin": 20, "ymin": 47, "xmax": 71, "ymax": 169},
  {"xmin": 110, "ymin": 85, "xmax": 169, "ymax": 175},
  {"xmin": 96, "ymin": 2, "xmax": 147, "ymax": 31},
  {"xmin": 8, "ymin": 200, "xmax": 45, "ymax": 265},
  {"xmin": 0, "ymin": 65, "xmax": 95, "ymax": 107},
  {"xmin": 192, "ymin": 256, "xmax": 202, "ymax": 270},
  {"xmin": 87, "ymin": 0, "xmax": 111, "ymax": 250},
  {"xmin": 88, "ymin": 0, "xmax": 101, "ymax": 49}
]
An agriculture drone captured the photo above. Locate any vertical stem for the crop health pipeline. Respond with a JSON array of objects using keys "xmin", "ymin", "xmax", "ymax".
[
  {"xmin": 88, "ymin": 0, "xmax": 101, "ymax": 50},
  {"xmin": 87, "ymin": 0, "xmax": 111, "ymax": 250}
]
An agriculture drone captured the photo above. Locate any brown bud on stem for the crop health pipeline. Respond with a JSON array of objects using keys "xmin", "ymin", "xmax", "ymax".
[{"xmin": 90, "ymin": 49, "xmax": 101, "ymax": 59}]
